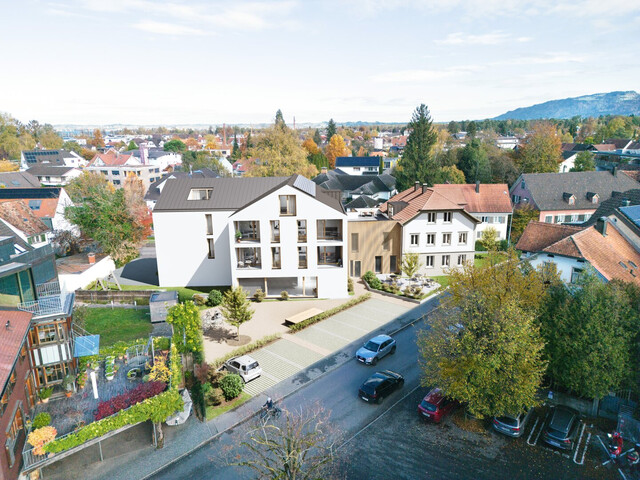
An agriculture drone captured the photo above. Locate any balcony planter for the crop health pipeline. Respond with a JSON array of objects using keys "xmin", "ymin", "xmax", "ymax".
[
  {"xmin": 39, "ymin": 387, "xmax": 53, "ymax": 404},
  {"xmin": 235, "ymin": 231, "xmax": 242, "ymax": 242},
  {"xmin": 63, "ymin": 374, "xmax": 75, "ymax": 397}
]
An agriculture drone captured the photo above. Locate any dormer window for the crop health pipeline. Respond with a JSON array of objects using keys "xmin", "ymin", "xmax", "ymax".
[
  {"xmin": 563, "ymin": 193, "xmax": 575, "ymax": 205},
  {"xmin": 388, "ymin": 204, "xmax": 394, "ymax": 217},
  {"xmin": 586, "ymin": 192, "xmax": 599, "ymax": 204},
  {"xmin": 188, "ymin": 188, "xmax": 212, "ymax": 200}
]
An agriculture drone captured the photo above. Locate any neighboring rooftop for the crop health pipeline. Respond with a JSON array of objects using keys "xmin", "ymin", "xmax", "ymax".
[
  {"xmin": 0, "ymin": 311, "xmax": 32, "ymax": 392},
  {"xmin": 0, "ymin": 171, "xmax": 41, "ymax": 188},
  {"xmin": 26, "ymin": 165, "xmax": 75, "ymax": 176},
  {"xmin": 516, "ymin": 222, "xmax": 584, "ymax": 253},
  {"xmin": 22, "ymin": 149, "xmax": 80, "ymax": 166},
  {"xmin": 0, "ymin": 200, "xmax": 50, "ymax": 236},
  {"xmin": 312, "ymin": 170, "xmax": 395, "ymax": 196},
  {"xmin": 88, "ymin": 150, "xmax": 137, "ymax": 167},
  {"xmin": 335, "ymin": 156, "xmax": 380, "ymax": 168},
  {"xmin": 516, "ymin": 171, "xmax": 640, "ymax": 211},
  {"xmin": 56, "ymin": 253, "xmax": 109, "ymax": 275},
  {"xmin": 583, "ymin": 189, "xmax": 640, "ymax": 227},
  {"xmin": 432, "ymin": 183, "xmax": 512, "ymax": 213},
  {"xmin": 144, "ymin": 169, "xmax": 219, "ymax": 203},
  {"xmin": 154, "ymin": 174, "xmax": 344, "ymax": 214}
]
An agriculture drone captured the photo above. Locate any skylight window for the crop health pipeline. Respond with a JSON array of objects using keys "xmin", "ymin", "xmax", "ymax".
[{"xmin": 188, "ymin": 188, "xmax": 212, "ymax": 200}]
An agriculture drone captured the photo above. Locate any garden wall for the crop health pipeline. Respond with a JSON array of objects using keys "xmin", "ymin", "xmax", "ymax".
[{"xmin": 75, "ymin": 290, "xmax": 155, "ymax": 305}]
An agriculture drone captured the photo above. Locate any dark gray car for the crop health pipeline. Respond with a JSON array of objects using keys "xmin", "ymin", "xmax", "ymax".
[
  {"xmin": 543, "ymin": 406, "xmax": 581, "ymax": 450},
  {"xmin": 492, "ymin": 407, "xmax": 533, "ymax": 437}
]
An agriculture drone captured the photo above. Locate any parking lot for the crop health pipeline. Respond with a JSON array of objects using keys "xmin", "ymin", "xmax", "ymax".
[{"xmin": 241, "ymin": 297, "xmax": 411, "ymax": 397}]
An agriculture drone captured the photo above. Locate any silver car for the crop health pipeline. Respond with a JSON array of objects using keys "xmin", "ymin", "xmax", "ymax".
[
  {"xmin": 356, "ymin": 334, "xmax": 396, "ymax": 365},
  {"xmin": 223, "ymin": 355, "xmax": 262, "ymax": 383},
  {"xmin": 492, "ymin": 407, "xmax": 533, "ymax": 437}
]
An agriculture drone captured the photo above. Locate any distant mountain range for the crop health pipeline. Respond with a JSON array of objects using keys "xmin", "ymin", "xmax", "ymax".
[{"xmin": 494, "ymin": 91, "xmax": 640, "ymax": 120}]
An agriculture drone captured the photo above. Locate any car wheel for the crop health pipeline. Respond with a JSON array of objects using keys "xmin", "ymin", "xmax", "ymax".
[
  {"xmin": 371, "ymin": 357, "xmax": 378, "ymax": 366},
  {"xmin": 390, "ymin": 346, "xmax": 396, "ymax": 355},
  {"xmin": 378, "ymin": 395, "xmax": 384, "ymax": 404},
  {"xmin": 399, "ymin": 379, "xmax": 404, "ymax": 388}
]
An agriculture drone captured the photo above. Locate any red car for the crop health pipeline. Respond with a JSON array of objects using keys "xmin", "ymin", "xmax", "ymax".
[{"xmin": 417, "ymin": 388, "xmax": 456, "ymax": 423}]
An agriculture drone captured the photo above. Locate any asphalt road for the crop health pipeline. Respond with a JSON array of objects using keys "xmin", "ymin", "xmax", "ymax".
[{"xmin": 150, "ymin": 298, "xmax": 607, "ymax": 480}]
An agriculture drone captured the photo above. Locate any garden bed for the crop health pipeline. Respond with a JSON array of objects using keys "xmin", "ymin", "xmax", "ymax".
[{"xmin": 205, "ymin": 392, "xmax": 251, "ymax": 420}]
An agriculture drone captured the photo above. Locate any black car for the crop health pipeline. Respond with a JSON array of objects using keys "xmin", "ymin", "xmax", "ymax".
[
  {"xmin": 358, "ymin": 370, "xmax": 404, "ymax": 404},
  {"xmin": 543, "ymin": 405, "xmax": 581, "ymax": 450}
]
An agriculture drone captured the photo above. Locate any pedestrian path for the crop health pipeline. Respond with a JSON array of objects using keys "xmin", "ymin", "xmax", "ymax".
[{"xmin": 241, "ymin": 298, "xmax": 411, "ymax": 397}]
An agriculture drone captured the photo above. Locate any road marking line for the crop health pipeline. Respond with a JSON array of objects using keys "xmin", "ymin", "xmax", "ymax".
[
  {"xmin": 309, "ymin": 325, "xmax": 352, "ymax": 342},
  {"xmin": 260, "ymin": 348, "xmax": 304, "ymax": 369},
  {"xmin": 573, "ymin": 423, "xmax": 586, "ymax": 464},
  {"xmin": 618, "ymin": 468, "xmax": 628, "ymax": 480},
  {"xmin": 526, "ymin": 417, "xmax": 540, "ymax": 446},
  {"xmin": 337, "ymin": 384, "xmax": 421, "ymax": 451},
  {"xmin": 577, "ymin": 432, "xmax": 591, "ymax": 465},
  {"xmin": 532, "ymin": 412, "xmax": 549, "ymax": 446}
]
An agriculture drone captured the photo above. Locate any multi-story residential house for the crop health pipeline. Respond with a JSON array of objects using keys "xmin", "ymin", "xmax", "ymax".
[
  {"xmin": 0, "ymin": 311, "xmax": 34, "ymax": 480},
  {"xmin": 0, "ymin": 187, "xmax": 76, "ymax": 240},
  {"xmin": 509, "ymin": 171, "xmax": 640, "ymax": 225},
  {"xmin": 25, "ymin": 165, "xmax": 82, "ymax": 186},
  {"xmin": 348, "ymin": 214, "xmax": 401, "ymax": 277},
  {"xmin": 378, "ymin": 182, "xmax": 479, "ymax": 276},
  {"xmin": 432, "ymin": 183, "xmax": 512, "ymax": 241},
  {"xmin": 20, "ymin": 149, "xmax": 86, "ymax": 170},
  {"xmin": 86, "ymin": 150, "xmax": 162, "ymax": 190},
  {"xmin": 126, "ymin": 145, "xmax": 182, "ymax": 171},
  {"xmin": 516, "ymin": 217, "xmax": 640, "ymax": 286},
  {"xmin": 153, "ymin": 175, "xmax": 348, "ymax": 298},
  {"xmin": 334, "ymin": 157, "xmax": 380, "ymax": 176}
]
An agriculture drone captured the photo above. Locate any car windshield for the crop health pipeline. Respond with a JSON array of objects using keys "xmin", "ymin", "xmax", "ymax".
[
  {"xmin": 363, "ymin": 341, "xmax": 379, "ymax": 352},
  {"xmin": 497, "ymin": 416, "xmax": 518, "ymax": 427},
  {"xmin": 246, "ymin": 362, "xmax": 259, "ymax": 370},
  {"xmin": 420, "ymin": 399, "xmax": 437, "ymax": 412}
]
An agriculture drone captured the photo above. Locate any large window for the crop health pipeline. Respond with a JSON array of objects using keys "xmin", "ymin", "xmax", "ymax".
[
  {"xmin": 410, "ymin": 234, "xmax": 419, "ymax": 246},
  {"xmin": 351, "ymin": 233, "xmax": 359, "ymax": 252},
  {"xmin": 279, "ymin": 195, "xmax": 296, "ymax": 215},
  {"xmin": 443, "ymin": 212, "xmax": 452, "ymax": 223},
  {"xmin": 425, "ymin": 255, "xmax": 434, "ymax": 268},
  {"xmin": 188, "ymin": 188, "xmax": 212, "ymax": 200},
  {"xmin": 427, "ymin": 212, "xmax": 436, "ymax": 223},
  {"xmin": 442, "ymin": 255, "xmax": 450, "ymax": 267},
  {"xmin": 236, "ymin": 248, "xmax": 261, "ymax": 269},
  {"xmin": 317, "ymin": 246, "xmax": 342, "ymax": 266},
  {"xmin": 297, "ymin": 220, "xmax": 307, "ymax": 242},
  {"xmin": 426, "ymin": 234, "xmax": 435, "ymax": 246},
  {"xmin": 272, "ymin": 247, "xmax": 281, "ymax": 269},
  {"xmin": 235, "ymin": 221, "xmax": 260, "ymax": 242},
  {"xmin": 375, "ymin": 256, "xmax": 382, "ymax": 273},
  {"xmin": 298, "ymin": 247, "xmax": 307, "ymax": 268},
  {"xmin": 317, "ymin": 220, "xmax": 342, "ymax": 241}
]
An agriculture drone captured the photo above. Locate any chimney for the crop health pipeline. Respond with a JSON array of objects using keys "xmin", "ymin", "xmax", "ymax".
[
  {"xmin": 422, "ymin": 183, "xmax": 428, "ymax": 194},
  {"xmin": 5, "ymin": 320, "xmax": 10, "ymax": 329},
  {"xmin": 87, "ymin": 252, "xmax": 96, "ymax": 264},
  {"xmin": 414, "ymin": 181, "xmax": 420, "ymax": 192},
  {"xmin": 595, "ymin": 217, "xmax": 608, "ymax": 237},
  {"xmin": 475, "ymin": 180, "xmax": 480, "ymax": 193},
  {"xmin": 612, "ymin": 166, "xmax": 618, "ymax": 177},
  {"xmin": 622, "ymin": 199, "xmax": 631, "ymax": 207}
]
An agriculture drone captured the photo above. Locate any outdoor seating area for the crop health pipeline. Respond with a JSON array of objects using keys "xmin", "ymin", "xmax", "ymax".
[{"xmin": 376, "ymin": 273, "xmax": 440, "ymax": 295}]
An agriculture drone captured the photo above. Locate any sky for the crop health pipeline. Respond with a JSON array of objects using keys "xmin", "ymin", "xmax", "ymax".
[{"xmin": 1, "ymin": 0, "xmax": 640, "ymax": 126}]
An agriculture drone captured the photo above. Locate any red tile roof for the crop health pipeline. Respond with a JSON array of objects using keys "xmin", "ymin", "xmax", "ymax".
[
  {"xmin": 592, "ymin": 144, "xmax": 616, "ymax": 152},
  {"xmin": 516, "ymin": 221, "xmax": 584, "ymax": 253},
  {"xmin": 0, "ymin": 311, "xmax": 32, "ymax": 391},
  {"xmin": 432, "ymin": 183, "xmax": 512, "ymax": 213},
  {"xmin": 0, "ymin": 200, "xmax": 50, "ymax": 236},
  {"xmin": 88, "ymin": 150, "xmax": 135, "ymax": 167},
  {"xmin": 380, "ymin": 185, "xmax": 475, "ymax": 225},
  {"xmin": 0, "ymin": 198, "xmax": 60, "ymax": 220}
]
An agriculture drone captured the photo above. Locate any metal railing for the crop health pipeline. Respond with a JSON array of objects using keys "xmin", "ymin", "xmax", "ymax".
[
  {"xmin": 18, "ymin": 282, "xmax": 73, "ymax": 318},
  {"xmin": 36, "ymin": 281, "xmax": 61, "ymax": 298}
]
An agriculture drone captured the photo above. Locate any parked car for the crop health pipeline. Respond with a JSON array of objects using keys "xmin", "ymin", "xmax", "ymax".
[
  {"xmin": 222, "ymin": 355, "xmax": 262, "ymax": 383},
  {"xmin": 356, "ymin": 334, "xmax": 396, "ymax": 365},
  {"xmin": 543, "ymin": 405, "xmax": 581, "ymax": 450},
  {"xmin": 358, "ymin": 370, "xmax": 404, "ymax": 403},
  {"xmin": 492, "ymin": 408, "xmax": 533, "ymax": 437},
  {"xmin": 417, "ymin": 388, "xmax": 456, "ymax": 423}
]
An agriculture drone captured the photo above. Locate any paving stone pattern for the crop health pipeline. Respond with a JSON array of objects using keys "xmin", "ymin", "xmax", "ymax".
[{"xmin": 242, "ymin": 298, "xmax": 410, "ymax": 397}]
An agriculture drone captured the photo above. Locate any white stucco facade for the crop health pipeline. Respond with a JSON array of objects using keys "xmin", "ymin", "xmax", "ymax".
[
  {"xmin": 526, "ymin": 252, "xmax": 595, "ymax": 284},
  {"xmin": 402, "ymin": 210, "xmax": 477, "ymax": 276},
  {"xmin": 472, "ymin": 212, "xmax": 510, "ymax": 241},
  {"xmin": 154, "ymin": 184, "xmax": 348, "ymax": 298}
]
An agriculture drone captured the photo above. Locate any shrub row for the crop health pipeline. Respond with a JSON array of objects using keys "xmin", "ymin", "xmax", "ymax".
[
  {"xmin": 95, "ymin": 381, "xmax": 166, "ymax": 420},
  {"xmin": 288, "ymin": 294, "xmax": 372, "ymax": 332},
  {"xmin": 44, "ymin": 344, "xmax": 183, "ymax": 454},
  {"xmin": 210, "ymin": 333, "xmax": 282, "ymax": 369}
]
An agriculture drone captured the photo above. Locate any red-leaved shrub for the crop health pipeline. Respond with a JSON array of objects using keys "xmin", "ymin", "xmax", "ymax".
[{"xmin": 94, "ymin": 381, "xmax": 166, "ymax": 420}]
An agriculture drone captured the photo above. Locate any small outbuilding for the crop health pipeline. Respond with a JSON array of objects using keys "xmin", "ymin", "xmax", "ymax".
[{"xmin": 149, "ymin": 291, "xmax": 178, "ymax": 323}]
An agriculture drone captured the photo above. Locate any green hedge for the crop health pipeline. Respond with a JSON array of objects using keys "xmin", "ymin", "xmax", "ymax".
[
  {"xmin": 45, "ymin": 343, "xmax": 183, "ymax": 454},
  {"xmin": 288, "ymin": 294, "xmax": 371, "ymax": 332}
]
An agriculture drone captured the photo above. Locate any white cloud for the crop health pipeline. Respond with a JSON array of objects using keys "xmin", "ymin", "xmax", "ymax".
[
  {"xmin": 436, "ymin": 31, "xmax": 511, "ymax": 46},
  {"xmin": 133, "ymin": 20, "xmax": 207, "ymax": 36},
  {"xmin": 372, "ymin": 66, "xmax": 482, "ymax": 83}
]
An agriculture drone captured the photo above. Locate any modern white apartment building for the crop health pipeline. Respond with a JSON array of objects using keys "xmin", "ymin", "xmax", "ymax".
[{"xmin": 153, "ymin": 175, "xmax": 348, "ymax": 298}]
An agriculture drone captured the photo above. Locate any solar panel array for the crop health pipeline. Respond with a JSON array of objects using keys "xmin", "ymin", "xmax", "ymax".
[{"xmin": 620, "ymin": 205, "xmax": 640, "ymax": 228}]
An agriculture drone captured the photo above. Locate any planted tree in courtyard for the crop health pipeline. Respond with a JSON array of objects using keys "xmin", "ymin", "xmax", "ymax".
[
  {"xmin": 234, "ymin": 405, "xmax": 340, "ymax": 480},
  {"xmin": 480, "ymin": 227, "xmax": 498, "ymax": 251},
  {"xmin": 570, "ymin": 151, "xmax": 595, "ymax": 172},
  {"xmin": 509, "ymin": 204, "xmax": 540, "ymax": 244},
  {"xmin": 220, "ymin": 286, "xmax": 254, "ymax": 337},
  {"xmin": 166, "ymin": 301, "xmax": 203, "ymax": 360},
  {"xmin": 417, "ymin": 250, "xmax": 556, "ymax": 418},
  {"xmin": 401, "ymin": 252, "xmax": 423, "ymax": 278}
]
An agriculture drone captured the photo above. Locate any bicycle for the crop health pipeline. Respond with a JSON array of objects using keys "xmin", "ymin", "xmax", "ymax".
[{"xmin": 260, "ymin": 405, "xmax": 282, "ymax": 421}]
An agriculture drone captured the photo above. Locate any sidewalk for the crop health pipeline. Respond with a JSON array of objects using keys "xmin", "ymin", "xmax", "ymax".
[{"xmin": 42, "ymin": 288, "xmax": 440, "ymax": 480}]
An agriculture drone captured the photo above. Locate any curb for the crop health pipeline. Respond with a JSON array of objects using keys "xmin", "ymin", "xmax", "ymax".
[{"xmin": 141, "ymin": 293, "xmax": 443, "ymax": 479}]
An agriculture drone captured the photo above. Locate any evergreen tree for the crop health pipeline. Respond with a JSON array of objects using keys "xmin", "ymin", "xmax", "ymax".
[
  {"xmin": 231, "ymin": 135, "xmax": 240, "ymax": 160},
  {"xmin": 127, "ymin": 140, "xmax": 137, "ymax": 151},
  {"xmin": 447, "ymin": 121, "xmax": 459, "ymax": 134},
  {"xmin": 313, "ymin": 129, "xmax": 322, "ymax": 145},
  {"xmin": 467, "ymin": 121, "xmax": 478, "ymax": 138},
  {"xmin": 326, "ymin": 119, "xmax": 337, "ymax": 142},
  {"xmin": 394, "ymin": 104, "xmax": 438, "ymax": 191},
  {"xmin": 457, "ymin": 140, "xmax": 492, "ymax": 183},
  {"xmin": 275, "ymin": 109, "xmax": 286, "ymax": 130}
]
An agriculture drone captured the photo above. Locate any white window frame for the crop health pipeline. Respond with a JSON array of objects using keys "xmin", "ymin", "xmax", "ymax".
[
  {"xmin": 442, "ymin": 233, "xmax": 451, "ymax": 246},
  {"xmin": 410, "ymin": 234, "xmax": 419, "ymax": 246}
]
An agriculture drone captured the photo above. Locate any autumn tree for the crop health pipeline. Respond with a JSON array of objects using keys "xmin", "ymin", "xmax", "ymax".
[
  {"xmin": 0, "ymin": 160, "xmax": 18, "ymax": 172},
  {"xmin": 247, "ymin": 126, "xmax": 317, "ymax": 178},
  {"xmin": 401, "ymin": 252, "xmax": 423, "ymax": 278},
  {"xmin": 204, "ymin": 134, "xmax": 220, "ymax": 150},
  {"xmin": 480, "ymin": 226, "xmax": 498, "ymax": 251},
  {"xmin": 234, "ymin": 405, "xmax": 340, "ymax": 480},
  {"xmin": 39, "ymin": 130, "xmax": 63, "ymax": 149},
  {"xmin": 356, "ymin": 146, "xmax": 368, "ymax": 157},
  {"xmin": 324, "ymin": 135, "xmax": 350, "ymax": 168},
  {"xmin": 510, "ymin": 204, "xmax": 539, "ymax": 244},
  {"xmin": 220, "ymin": 287, "xmax": 254, "ymax": 337},
  {"xmin": 91, "ymin": 129, "xmax": 105, "ymax": 148},
  {"xmin": 418, "ymin": 250, "xmax": 553, "ymax": 418},
  {"xmin": 166, "ymin": 301, "xmax": 203, "ymax": 360},
  {"xmin": 326, "ymin": 119, "xmax": 337, "ymax": 142},
  {"xmin": 185, "ymin": 137, "xmax": 200, "ymax": 150},
  {"xmin": 123, "ymin": 176, "xmax": 152, "ymax": 237},
  {"xmin": 65, "ymin": 171, "xmax": 112, "ymax": 203},
  {"xmin": 394, "ymin": 104, "xmax": 438, "ymax": 191},
  {"xmin": 539, "ymin": 274, "xmax": 640, "ymax": 398},
  {"xmin": 438, "ymin": 165, "xmax": 466, "ymax": 184},
  {"xmin": 302, "ymin": 138, "xmax": 321, "ymax": 156},
  {"xmin": 570, "ymin": 151, "xmax": 595, "ymax": 172},
  {"xmin": 517, "ymin": 122, "xmax": 562, "ymax": 173}
]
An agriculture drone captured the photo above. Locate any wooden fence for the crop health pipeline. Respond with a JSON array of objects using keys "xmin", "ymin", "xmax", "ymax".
[{"xmin": 75, "ymin": 290, "xmax": 155, "ymax": 305}]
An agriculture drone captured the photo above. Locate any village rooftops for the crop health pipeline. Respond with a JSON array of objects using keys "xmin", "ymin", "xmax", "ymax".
[
  {"xmin": 0, "ymin": 172, "xmax": 41, "ymax": 188},
  {"xmin": 516, "ymin": 221, "xmax": 584, "ymax": 253},
  {"xmin": 0, "ymin": 311, "xmax": 32, "ymax": 393},
  {"xmin": 153, "ymin": 174, "xmax": 344, "ymax": 214},
  {"xmin": 335, "ymin": 156, "xmax": 380, "ymax": 168},
  {"xmin": 432, "ymin": 183, "xmax": 512, "ymax": 213}
]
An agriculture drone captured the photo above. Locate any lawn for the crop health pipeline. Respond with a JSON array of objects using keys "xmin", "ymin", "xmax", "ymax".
[
  {"xmin": 206, "ymin": 392, "xmax": 251, "ymax": 420},
  {"xmin": 94, "ymin": 283, "xmax": 229, "ymax": 303},
  {"xmin": 474, "ymin": 252, "xmax": 508, "ymax": 269},
  {"xmin": 84, "ymin": 308, "xmax": 153, "ymax": 346}
]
